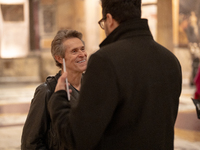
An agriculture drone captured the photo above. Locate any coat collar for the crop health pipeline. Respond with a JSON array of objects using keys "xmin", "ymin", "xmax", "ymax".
[{"xmin": 99, "ymin": 19, "xmax": 153, "ymax": 48}]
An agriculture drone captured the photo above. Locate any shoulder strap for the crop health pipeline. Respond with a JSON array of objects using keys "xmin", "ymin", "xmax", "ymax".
[{"xmin": 45, "ymin": 71, "xmax": 61, "ymax": 101}]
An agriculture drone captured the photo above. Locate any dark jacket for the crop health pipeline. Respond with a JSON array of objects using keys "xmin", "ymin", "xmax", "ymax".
[
  {"xmin": 48, "ymin": 19, "xmax": 182, "ymax": 150},
  {"xmin": 21, "ymin": 71, "xmax": 79, "ymax": 150}
]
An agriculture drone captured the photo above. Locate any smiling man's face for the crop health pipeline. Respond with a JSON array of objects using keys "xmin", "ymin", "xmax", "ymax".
[{"xmin": 63, "ymin": 37, "xmax": 87, "ymax": 73}]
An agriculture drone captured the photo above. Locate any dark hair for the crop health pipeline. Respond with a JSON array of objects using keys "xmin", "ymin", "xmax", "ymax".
[
  {"xmin": 51, "ymin": 29, "xmax": 83, "ymax": 68},
  {"xmin": 100, "ymin": 0, "xmax": 141, "ymax": 23}
]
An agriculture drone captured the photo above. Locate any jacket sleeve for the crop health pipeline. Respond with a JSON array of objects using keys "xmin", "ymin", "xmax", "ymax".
[
  {"xmin": 48, "ymin": 53, "xmax": 120, "ymax": 150},
  {"xmin": 21, "ymin": 84, "xmax": 50, "ymax": 150}
]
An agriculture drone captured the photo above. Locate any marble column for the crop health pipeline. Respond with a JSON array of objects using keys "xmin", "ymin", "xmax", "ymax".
[
  {"xmin": 56, "ymin": 0, "xmax": 74, "ymax": 30},
  {"xmin": 157, "ymin": 0, "xmax": 173, "ymax": 51},
  {"xmin": 172, "ymin": 0, "xmax": 179, "ymax": 47},
  {"xmin": 85, "ymin": 0, "xmax": 102, "ymax": 57},
  {"xmin": 74, "ymin": 0, "xmax": 86, "ymax": 39}
]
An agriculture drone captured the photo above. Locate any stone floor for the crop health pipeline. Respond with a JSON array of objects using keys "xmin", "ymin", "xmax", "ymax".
[
  {"xmin": 174, "ymin": 85, "xmax": 200, "ymax": 150},
  {"xmin": 0, "ymin": 83, "xmax": 37, "ymax": 150},
  {"xmin": 0, "ymin": 82, "xmax": 199, "ymax": 150},
  {"xmin": 0, "ymin": 47, "xmax": 200, "ymax": 150}
]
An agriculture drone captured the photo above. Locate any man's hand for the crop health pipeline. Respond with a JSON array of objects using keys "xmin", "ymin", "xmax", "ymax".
[{"xmin": 55, "ymin": 72, "xmax": 68, "ymax": 92}]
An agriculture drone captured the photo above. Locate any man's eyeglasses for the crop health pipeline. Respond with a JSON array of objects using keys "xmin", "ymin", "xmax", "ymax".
[{"xmin": 98, "ymin": 17, "xmax": 106, "ymax": 30}]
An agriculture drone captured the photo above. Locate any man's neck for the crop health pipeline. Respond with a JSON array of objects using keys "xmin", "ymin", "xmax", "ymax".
[{"xmin": 62, "ymin": 70, "xmax": 82, "ymax": 91}]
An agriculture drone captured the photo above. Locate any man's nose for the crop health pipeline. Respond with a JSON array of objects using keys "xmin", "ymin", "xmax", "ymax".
[{"xmin": 78, "ymin": 50, "xmax": 85, "ymax": 57}]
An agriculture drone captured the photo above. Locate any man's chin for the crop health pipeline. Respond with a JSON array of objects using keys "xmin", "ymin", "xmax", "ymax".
[{"xmin": 77, "ymin": 66, "xmax": 87, "ymax": 73}]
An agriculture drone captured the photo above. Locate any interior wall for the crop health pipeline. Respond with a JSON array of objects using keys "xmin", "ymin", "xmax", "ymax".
[
  {"xmin": 0, "ymin": 0, "xmax": 29, "ymax": 58},
  {"xmin": 157, "ymin": 0, "xmax": 174, "ymax": 51}
]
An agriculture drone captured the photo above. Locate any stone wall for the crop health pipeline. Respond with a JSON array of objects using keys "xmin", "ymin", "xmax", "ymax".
[
  {"xmin": 0, "ymin": 51, "xmax": 60, "ymax": 83},
  {"xmin": 0, "ymin": 54, "xmax": 41, "ymax": 83},
  {"xmin": 40, "ymin": 50, "xmax": 60, "ymax": 82}
]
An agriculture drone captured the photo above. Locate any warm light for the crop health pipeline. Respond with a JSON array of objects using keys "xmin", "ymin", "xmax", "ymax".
[
  {"xmin": 142, "ymin": 0, "xmax": 157, "ymax": 4},
  {"xmin": 0, "ymin": 0, "xmax": 29, "ymax": 58},
  {"xmin": 0, "ymin": 0, "xmax": 24, "ymax": 4},
  {"xmin": 142, "ymin": 5, "xmax": 157, "ymax": 40},
  {"xmin": 85, "ymin": 0, "xmax": 101, "ymax": 57},
  {"xmin": 1, "ymin": 45, "xmax": 28, "ymax": 58}
]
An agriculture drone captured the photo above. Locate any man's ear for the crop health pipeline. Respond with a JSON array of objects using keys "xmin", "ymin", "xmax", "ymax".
[
  {"xmin": 106, "ymin": 13, "xmax": 114, "ymax": 28},
  {"xmin": 54, "ymin": 55, "xmax": 63, "ymax": 64},
  {"xmin": 106, "ymin": 13, "xmax": 119, "ymax": 30}
]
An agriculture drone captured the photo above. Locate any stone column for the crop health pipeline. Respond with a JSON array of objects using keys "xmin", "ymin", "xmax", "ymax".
[
  {"xmin": 29, "ymin": 0, "xmax": 40, "ymax": 50},
  {"xmin": 0, "ymin": 0, "xmax": 29, "ymax": 58},
  {"xmin": 74, "ymin": 0, "xmax": 86, "ymax": 39},
  {"xmin": 85, "ymin": 0, "xmax": 101, "ymax": 57},
  {"xmin": 157, "ymin": 0, "xmax": 173, "ymax": 51},
  {"xmin": 56, "ymin": 0, "xmax": 86, "ymax": 41},
  {"xmin": 56, "ymin": 0, "xmax": 75, "ymax": 29},
  {"xmin": 172, "ymin": 0, "xmax": 179, "ymax": 47},
  {"xmin": 56, "ymin": 0, "xmax": 85, "ymax": 35}
]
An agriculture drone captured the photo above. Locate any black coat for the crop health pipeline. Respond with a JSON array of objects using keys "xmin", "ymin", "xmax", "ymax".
[
  {"xmin": 48, "ymin": 19, "xmax": 182, "ymax": 150},
  {"xmin": 21, "ymin": 71, "xmax": 79, "ymax": 150}
]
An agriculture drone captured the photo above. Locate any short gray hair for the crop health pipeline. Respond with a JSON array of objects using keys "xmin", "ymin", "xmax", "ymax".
[{"xmin": 51, "ymin": 29, "xmax": 83, "ymax": 68}]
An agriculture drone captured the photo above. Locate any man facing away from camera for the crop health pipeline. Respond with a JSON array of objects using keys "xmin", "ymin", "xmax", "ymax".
[{"xmin": 48, "ymin": 0, "xmax": 182, "ymax": 149}]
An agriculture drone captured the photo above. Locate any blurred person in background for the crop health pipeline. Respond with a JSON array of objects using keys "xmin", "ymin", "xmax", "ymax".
[
  {"xmin": 192, "ymin": 66, "xmax": 200, "ymax": 119},
  {"xmin": 21, "ymin": 29, "xmax": 87, "ymax": 150},
  {"xmin": 48, "ymin": 0, "xmax": 182, "ymax": 149}
]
